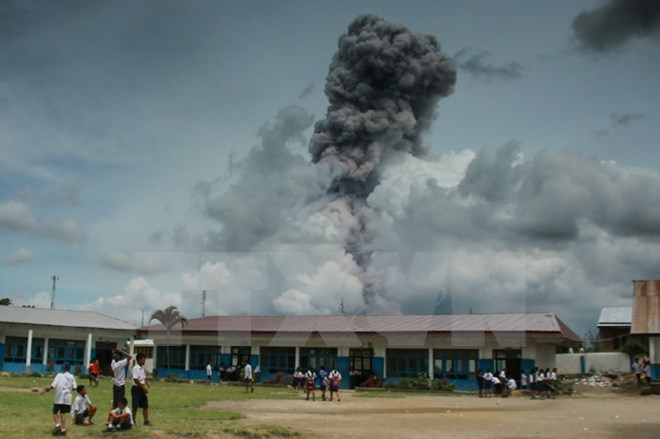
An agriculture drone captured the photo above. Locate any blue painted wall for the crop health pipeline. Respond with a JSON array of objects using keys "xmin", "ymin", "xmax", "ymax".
[
  {"xmin": 372, "ymin": 357, "xmax": 384, "ymax": 377},
  {"xmin": 478, "ymin": 359, "xmax": 492, "ymax": 373},
  {"xmin": 1, "ymin": 362, "xmax": 45, "ymax": 374},
  {"xmin": 521, "ymin": 359, "xmax": 535, "ymax": 375}
]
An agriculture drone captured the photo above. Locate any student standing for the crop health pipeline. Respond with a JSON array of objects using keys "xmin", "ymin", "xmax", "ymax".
[
  {"xmin": 293, "ymin": 367, "xmax": 303, "ymax": 392},
  {"xmin": 318, "ymin": 365, "xmax": 328, "ymax": 401},
  {"xmin": 328, "ymin": 367, "xmax": 342, "ymax": 402},
  {"xmin": 643, "ymin": 361, "xmax": 652, "ymax": 385},
  {"xmin": 87, "ymin": 358, "xmax": 100, "ymax": 387},
  {"xmin": 131, "ymin": 353, "xmax": 150, "ymax": 426},
  {"xmin": 483, "ymin": 369, "xmax": 493, "ymax": 398},
  {"xmin": 305, "ymin": 368, "xmax": 317, "ymax": 401},
  {"xmin": 218, "ymin": 362, "xmax": 226, "ymax": 382},
  {"xmin": 111, "ymin": 348, "xmax": 132, "ymax": 409},
  {"xmin": 206, "ymin": 361, "xmax": 213, "ymax": 385},
  {"xmin": 476, "ymin": 369, "xmax": 484, "ymax": 397},
  {"xmin": 633, "ymin": 358, "xmax": 644, "ymax": 385},
  {"xmin": 42, "ymin": 362, "xmax": 77, "ymax": 436},
  {"xmin": 243, "ymin": 360, "xmax": 254, "ymax": 393}
]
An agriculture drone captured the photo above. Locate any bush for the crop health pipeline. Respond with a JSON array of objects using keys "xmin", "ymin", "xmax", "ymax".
[
  {"xmin": 554, "ymin": 377, "xmax": 573, "ymax": 395},
  {"xmin": 432, "ymin": 379, "xmax": 455, "ymax": 392},
  {"xmin": 383, "ymin": 374, "xmax": 431, "ymax": 391}
]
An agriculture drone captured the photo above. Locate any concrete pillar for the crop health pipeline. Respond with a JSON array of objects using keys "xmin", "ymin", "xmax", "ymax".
[
  {"xmin": 428, "ymin": 347, "xmax": 434, "ymax": 378},
  {"xmin": 185, "ymin": 344, "xmax": 190, "ymax": 371},
  {"xmin": 85, "ymin": 333, "xmax": 93, "ymax": 367},
  {"xmin": 295, "ymin": 346, "xmax": 300, "ymax": 367},
  {"xmin": 43, "ymin": 337, "xmax": 49, "ymax": 365},
  {"xmin": 26, "ymin": 329, "xmax": 33, "ymax": 368}
]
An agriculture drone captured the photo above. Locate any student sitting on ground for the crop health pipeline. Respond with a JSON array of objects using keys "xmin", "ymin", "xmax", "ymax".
[
  {"xmin": 72, "ymin": 385, "xmax": 96, "ymax": 426},
  {"xmin": 105, "ymin": 397, "xmax": 134, "ymax": 432}
]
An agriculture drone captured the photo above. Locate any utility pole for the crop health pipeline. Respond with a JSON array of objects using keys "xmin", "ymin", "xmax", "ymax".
[
  {"xmin": 202, "ymin": 290, "xmax": 206, "ymax": 317},
  {"xmin": 50, "ymin": 275, "xmax": 59, "ymax": 309}
]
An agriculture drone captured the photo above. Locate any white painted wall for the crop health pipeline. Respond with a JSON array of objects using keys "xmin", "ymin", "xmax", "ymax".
[
  {"xmin": 556, "ymin": 352, "xmax": 631, "ymax": 374},
  {"xmin": 535, "ymin": 344, "xmax": 555, "ymax": 369}
]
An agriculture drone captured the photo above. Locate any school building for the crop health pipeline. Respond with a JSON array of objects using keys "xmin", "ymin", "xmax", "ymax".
[
  {"xmin": 141, "ymin": 312, "xmax": 581, "ymax": 390},
  {"xmin": 0, "ymin": 306, "xmax": 138, "ymax": 375}
]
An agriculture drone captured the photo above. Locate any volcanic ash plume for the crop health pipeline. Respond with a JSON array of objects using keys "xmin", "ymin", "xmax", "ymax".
[
  {"xmin": 310, "ymin": 14, "xmax": 457, "ymax": 198},
  {"xmin": 309, "ymin": 15, "xmax": 456, "ymax": 310}
]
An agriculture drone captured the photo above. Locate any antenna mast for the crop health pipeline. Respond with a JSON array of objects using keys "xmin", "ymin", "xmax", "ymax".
[{"xmin": 50, "ymin": 275, "xmax": 59, "ymax": 309}]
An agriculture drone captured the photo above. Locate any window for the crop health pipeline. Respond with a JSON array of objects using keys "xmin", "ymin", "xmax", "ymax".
[
  {"xmin": 230, "ymin": 346, "xmax": 251, "ymax": 367},
  {"xmin": 349, "ymin": 348, "xmax": 374, "ymax": 373},
  {"xmin": 133, "ymin": 346, "xmax": 153, "ymax": 358},
  {"xmin": 4, "ymin": 337, "xmax": 46, "ymax": 363},
  {"xmin": 48, "ymin": 339, "xmax": 84, "ymax": 365},
  {"xmin": 156, "ymin": 345, "xmax": 185, "ymax": 369},
  {"xmin": 433, "ymin": 349, "xmax": 478, "ymax": 380},
  {"xmin": 386, "ymin": 349, "xmax": 428, "ymax": 378},
  {"xmin": 189, "ymin": 346, "xmax": 222, "ymax": 369},
  {"xmin": 299, "ymin": 348, "xmax": 337, "ymax": 371},
  {"xmin": 260, "ymin": 347, "xmax": 295, "ymax": 374}
]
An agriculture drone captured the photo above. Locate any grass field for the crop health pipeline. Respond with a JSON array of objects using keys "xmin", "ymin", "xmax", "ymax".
[{"xmin": 0, "ymin": 375, "xmax": 301, "ymax": 438}]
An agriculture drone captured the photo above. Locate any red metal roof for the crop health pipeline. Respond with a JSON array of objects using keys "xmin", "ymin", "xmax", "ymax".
[
  {"xmin": 143, "ymin": 313, "xmax": 581, "ymax": 343},
  {"xmin": 631, "ymin": 280, "xmax": 660, "ymax": 334}
]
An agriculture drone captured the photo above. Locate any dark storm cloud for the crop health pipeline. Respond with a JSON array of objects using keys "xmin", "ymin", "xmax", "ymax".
[
  {"xmin": 458, "ymin": 141, "xmax": 522, "ymax": 203},
  {"xmin": 200, "ymin": 106, "xmax": 329, "ymax": 251},
  {"xmin": 309, "ymin": 14, "xmax": 456, "ymax": 197},
  {"xmin": 572, "ymin": 0, "xmax": 660, "ymax": 52},
  {"xmin": 0, "ymin": 0, "xmax": 93, "ymax": 41},
  {"xmin": 298, "ymin": 83, "xmax": 315, "ymax": 99},
  {"xmin": 610, "ymin": 112, "xmax": 644, "ymax": 126},
  {"xmin": 457, "ymin": 144, "xmax": 660, "ymax": 240},
  {"xmin": 453, "ymin": 49, "xmax": 524, "ymax": 81}
]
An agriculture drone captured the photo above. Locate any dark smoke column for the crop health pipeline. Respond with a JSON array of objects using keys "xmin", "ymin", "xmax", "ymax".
[
  {"xmin": 310, "ymin": 14, "xmax": 457, "ymax": 198},
  {"xmin": 309, "ymin": 15, "xmax": 456, "ymax": 310}
]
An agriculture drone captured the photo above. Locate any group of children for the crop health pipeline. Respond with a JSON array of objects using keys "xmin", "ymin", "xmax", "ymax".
[
  {"xmin": 291, "ymin": 365, "xmax": 342, "ymax": 402},
  {"xmin": 524, "ymin": 367, "xmax": 558, "ymax": 399},
  {"xmin": 477, "ymin": 367, "xmax": 558, "ymax": 399},
  {"xmin": 42, "ymin": 348, "xmax": 150, "ymax": 435},
  {"xmin": 632, "ymin": 356, "xmax": 653, "ymax": 385}
]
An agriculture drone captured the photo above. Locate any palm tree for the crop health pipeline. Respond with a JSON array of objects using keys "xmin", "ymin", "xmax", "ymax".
[{"xmin": 150, "ymin": 305, "xmax": 188, "ymax": 371}]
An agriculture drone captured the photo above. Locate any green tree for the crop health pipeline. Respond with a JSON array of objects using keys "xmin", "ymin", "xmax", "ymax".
[
  {"xmin": 0, "ymin": 297, "xmax": 12, "ymax": 306},
  {"xmin": 149, "ymin": 305, "xmax": 188, "ymax": 371}
]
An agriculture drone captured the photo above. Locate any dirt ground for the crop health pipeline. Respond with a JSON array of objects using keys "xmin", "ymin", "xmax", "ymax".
[{"xmin": 205, "ymin": 388, "xmax": 660, "ymax": 439}]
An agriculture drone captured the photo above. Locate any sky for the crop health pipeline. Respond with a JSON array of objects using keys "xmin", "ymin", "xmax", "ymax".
[{"xmin": 1, "ymin": 0, "xmax": 660, "ymax": 338}]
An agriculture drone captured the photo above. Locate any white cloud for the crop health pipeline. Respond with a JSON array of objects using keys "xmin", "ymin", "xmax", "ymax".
[
  {"xmin": 26, "ymin": 291, "xmax": 52, "ymax": 308},
  {"xmin": 83, "ymin": 276, "xmax": 182, "ymax": 325},
  {"xmin": 0, "ymin": 199, "xmax": 84, "ymax": 242},
  {"xmin": 99, "ymin": 252, "xmax": 176, "ymax": 275},
  {"xmin": 5, "ymin": 247, "xmax": 33, "ymax": 265}
]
